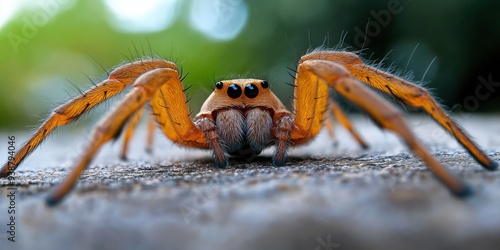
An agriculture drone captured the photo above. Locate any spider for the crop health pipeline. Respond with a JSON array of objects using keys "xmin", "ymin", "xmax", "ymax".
[{"xmin": 1, "ymin": 49, "xmax": 497, "ymax": 205}]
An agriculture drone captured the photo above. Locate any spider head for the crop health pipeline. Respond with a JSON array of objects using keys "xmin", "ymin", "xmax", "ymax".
[{"xmin": 200, "ymin": 78, "xmax": 283, "ymax": 115}]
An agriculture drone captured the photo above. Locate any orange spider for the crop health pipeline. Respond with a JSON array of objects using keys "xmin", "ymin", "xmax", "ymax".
[{"xmin": 1, "ymin": 50, "xmax": 497, "ymax": 205}]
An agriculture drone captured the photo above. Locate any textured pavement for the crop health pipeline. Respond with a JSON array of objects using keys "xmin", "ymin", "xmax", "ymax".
[{"xmin": 1, "ymin": 115, "xmax": 499, "ymax": 250}]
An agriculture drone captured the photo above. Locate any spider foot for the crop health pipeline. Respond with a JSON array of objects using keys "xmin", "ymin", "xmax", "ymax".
[
  {"xmin": 450, "ymin": 184, "xmax": 473, "ymax": 198},
  {"xmin": 0, "ymin": 170, "xmax": 12, "ymax": 178},
  {"xmin": 485, "ymin": 161, "xmax": 498, "ymax": 171},
  {"xmin": 214, "ymin": 157, "xmax": 229, "ymax": 168},
  {"xmin": 272, "ymin": 156, "xmax": 286, "ymax": 166},
  {"xmin": 46, "ymin": 194, "xmax": 62, "ymax": 207},
  {"xmin": 272, "ymin": 145, "xmax": 287, "ymax": 166},
  {"xmin": 212, "ymin": 149, "xmax": 229, "ymax": 168},
  {"xmin": 271, "ymin": 139, "xmax": 288, "ymax": 166},
  {"xmin": 212, "ymin": 146, "xmax": 229, "ymax": 168}
]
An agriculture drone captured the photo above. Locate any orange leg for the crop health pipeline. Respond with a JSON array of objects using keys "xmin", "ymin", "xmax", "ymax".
[
  {"xmin": 292, "ymin": 59, "xmax": 471, "ymax": 197},
  {"xmin": 301, "ymin": 51, "xmax": 497, "ymax": 170},
  {"xmin": 289, "ymin": 58, "xmax": 330, "ymax": 145},
  {"xmin": 0, "ymin": 60, "xmax": 177, "ymax": 177},
  {"xmin": 328, "ymin": 100, "xmax": 369, "ymax": 149},
  {"xmin": 146, "ymin": 109, "xmax": 156, "ymax": 154},
  {"xmin": 121, "ymin": 105, "xmax": 156, "ymax": 157},
  {"xmin": 47, "ymin": 67, "xmax": 205, "ymax": 205},
  {"xmin": 120, "ymin": 107, "xmax": 144, "ymax": 160},
  {"xmin": 324, "ymin": 111, "xmax": 335, "ymax": 138}
]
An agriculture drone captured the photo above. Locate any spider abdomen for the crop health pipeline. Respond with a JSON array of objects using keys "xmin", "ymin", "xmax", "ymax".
[{"xmin": 215, "ymin": 108, "xmax": 273, "ymax": 157}]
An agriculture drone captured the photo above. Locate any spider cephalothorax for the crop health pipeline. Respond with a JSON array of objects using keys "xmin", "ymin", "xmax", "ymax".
[
  {"xmin": 1, "ymin": 50, "xmax": 497, "ymax": 205},
  {"xmin": 196, "ymin": 80, "xmax": 285, "ymax": 165}
]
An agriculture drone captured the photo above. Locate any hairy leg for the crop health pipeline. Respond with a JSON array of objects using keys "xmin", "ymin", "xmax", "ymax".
[
  {"xmin": 47, "ymin": 67, "xmax": 191, "ymax": 205},
  {"xmin": 146, "ymin": 108, "xmax": 156, "ymax": 153},
  {"xmin": 120, "ymin": 107, "xmax": 144, "ymax": 160},
  {"xmin": 301, "ymin": 51, "xmax": 497, "ymax": 170},
  {"xmin": 196, "ymin": 115, "xmax": 228, "ymax": 167},
  {"xmin": 295, "ymin": 59, "xmax": 470, "ymax": 196},
  {"xmin": 273, "ymin": 114, "xmax": 294, "ymax": 166},
  {"xmin": 0, "ymin": 60, "xmax": 176, "ymax": 177},
  {"xmin": 328, "ymin": 100, "xmax": 369, "ymax": 149}
]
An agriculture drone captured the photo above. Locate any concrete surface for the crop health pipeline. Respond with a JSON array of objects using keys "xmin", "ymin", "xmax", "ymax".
[{"xmin": 0, "ymin": 115, "xmax": 500, "ymax": 250}]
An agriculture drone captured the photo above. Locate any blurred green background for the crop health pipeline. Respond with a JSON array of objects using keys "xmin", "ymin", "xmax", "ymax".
[{"xmin": 0, "ymin": 0, "xmax": 499, "ymax": 129}]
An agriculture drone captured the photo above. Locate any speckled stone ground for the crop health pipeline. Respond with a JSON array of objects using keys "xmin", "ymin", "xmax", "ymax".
[{"xmin": 1, "ymin": 115, "xmax": 499, "ymax": 250}]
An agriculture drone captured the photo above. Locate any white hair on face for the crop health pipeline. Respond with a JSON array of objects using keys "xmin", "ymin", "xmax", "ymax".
[
  {"xmin": 215, "ymin": 108, "xmax": 273, "ymax": 155},
  {"xmin": 215, "ymin": 109, "xmax": 244, "ymax": 153},
  {"xmin": 245, "ymin": 108, "xmax": 272, "ymax": 152}
]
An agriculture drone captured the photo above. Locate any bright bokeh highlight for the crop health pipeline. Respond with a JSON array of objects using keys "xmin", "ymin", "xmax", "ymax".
[
  {"xmin": 0, "ymin": 1, "xmax": 25, "ymax": 30},
  {"xmin": 103, "ymin": 0, "xmax": 181, "ymax": 33},
  {"xmin": 189, "ymin": 0, "xmax": 248, "ymax": 40}
]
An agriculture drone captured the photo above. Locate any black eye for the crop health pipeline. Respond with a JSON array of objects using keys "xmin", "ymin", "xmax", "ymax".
[
  {"xmin": 215, "ymin": 81, "xmax": 223, "ymax": 89},
  {"xmin": 227, "ymin": 84, "xmax": 242, "ymax": 99},
  {"xmin": 260, "ymin": 80, "xmax": 269, "ymax": 89},
  {"xmin": 245, "ymin": 84, "xmax": 259, "ymax": 98}
]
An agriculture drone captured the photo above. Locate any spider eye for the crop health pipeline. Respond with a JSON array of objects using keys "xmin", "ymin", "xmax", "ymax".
[
  {"xmin": 260, "ymin": 80, "xmax": 269, "ymax": 89},
  {"xmin": 244, "ymin": 84, "xmax": 259, "ymax": 98},
  {"xmin": 215, "ymin": 81, "xmax": 223, "ymax": 89},
  {"xmin": 227, "ymin": 84, "xmax": 242, "ymax": 99}
]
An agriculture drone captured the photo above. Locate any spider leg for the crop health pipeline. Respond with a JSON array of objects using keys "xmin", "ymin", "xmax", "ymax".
[
  {"xmin": 195, "ymin": 115, "xmax": 228, "ymax": 167},
  {"xmin": 150, "ymin": 78, "xmax": 209, "ymax": 149},
  {"xmin": 0, "ymin": 60, "xmax": 177, "ymax": 177},
  {"xmin": 288, "ymin": 60, "xmax": 330, "ymax": 145},
  {"xmin": 293, "ymin": 59, "xmax": 471, "ymax": 197},
  {"xmin": 272, "ymin": 115, "xmax": 294, "ymax": 166},
  {"xmin": 47, "ymin": 67, "xmax": 189, "ymax": 205},
  {"xmin": 328, "ymin": 100, "xmax": 369, "ymax": 149},
  {"xmin": 146, "ymin": 109, "xmax": 156, "ymax": 154},
  {"xmin": 301, "ymin": 51, "xmax": 497, "ymax": 170},
  {"xmin": 120, "ymin": 107, "xmax": 144, "ymax": 160},
  {"xmin": 324, "ymin": 111, "xmax": 335, "ymax": 138},
  {"xmin": 288, "ymin": 58, "xmax": 367, "ymax": 148}
]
